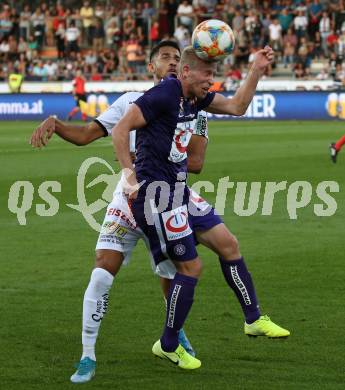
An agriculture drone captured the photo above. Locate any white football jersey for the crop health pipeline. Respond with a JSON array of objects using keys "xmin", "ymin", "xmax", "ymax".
[{"xmin": 95, "ymin": 91, "xmax": 142, "ymax": 153}]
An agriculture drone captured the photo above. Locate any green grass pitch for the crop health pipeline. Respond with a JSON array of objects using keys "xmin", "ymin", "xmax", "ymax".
[{"xmin": 1, "ymin": 120, "xmax": 344, "ymax": 389}]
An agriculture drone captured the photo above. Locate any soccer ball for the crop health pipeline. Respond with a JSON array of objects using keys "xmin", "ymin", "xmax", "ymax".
[{"xmin": 192, "ymin": 19, "xmax": 235, "ymax": 62}]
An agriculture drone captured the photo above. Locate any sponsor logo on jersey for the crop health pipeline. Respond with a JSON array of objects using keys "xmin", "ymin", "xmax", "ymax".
[
  {"xmin": 107, "ymin": 208, "xmax": 137, "ymax": 229},
  {"xmin": 168, "ymin": 125, "xmax": 194, "ymax": 163},
  {"xmin": 101, "ymin": 221, "xmax": 128, "ymax": 238},
  {"xmin": 162, "ymin": 205, "xmax": 192, "ymax": 241}
]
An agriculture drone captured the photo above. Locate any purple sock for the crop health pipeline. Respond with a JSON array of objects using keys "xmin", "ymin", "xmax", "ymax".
[
  {"xmin": 219, "ymin": 257, "xmax": 260, "ymax": 324},
  {"xmin": 160, "ymin": 272, "xmax": 198, "ymax": 352}
]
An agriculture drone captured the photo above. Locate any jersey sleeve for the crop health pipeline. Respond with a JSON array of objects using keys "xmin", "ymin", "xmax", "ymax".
[
  {"xmin": 192, "ymin": 110, "xmax": 208, "ymax": 139},
  {"xmin": 134, "ymin": 79, "xmax": 176, "ymax": 123},
  {"xmin": 197, "ymin": 92, "xmax": 215, "ymax": 111},
  {"xmin": 94, "ymin": 93, "xmax": 131, "ymax": 136}
]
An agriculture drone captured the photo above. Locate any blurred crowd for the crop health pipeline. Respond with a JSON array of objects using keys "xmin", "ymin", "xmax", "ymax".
[{"xmin": 1, "ymin": 0, "xmax": 345, "ymax": 86}]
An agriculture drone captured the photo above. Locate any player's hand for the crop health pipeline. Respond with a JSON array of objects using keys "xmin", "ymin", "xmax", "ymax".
[
  {"xmin": 253, "ymin": 46, "xmax": 274, "ymax": 73},
  {"xmin": 122, "ymin": 168, "xmax": 139, "ymax": 200},
  {"xmin": 30, "ymin": 116, "xmax": 57, "ymax": 148}
]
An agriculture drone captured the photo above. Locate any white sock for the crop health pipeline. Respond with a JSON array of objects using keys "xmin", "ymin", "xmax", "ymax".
[{"xmin": 81, "ymin": 267, "xmax": 114, "ymax": 361}]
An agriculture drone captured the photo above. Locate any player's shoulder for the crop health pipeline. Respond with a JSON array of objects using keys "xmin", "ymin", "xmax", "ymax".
[
  {"xmin": 150, "ymin": 76, "xmax": 181, "ymax": 100},
  {"xmin": 109, "ymin": 91, "xmax": 143, "ymax": 109}
]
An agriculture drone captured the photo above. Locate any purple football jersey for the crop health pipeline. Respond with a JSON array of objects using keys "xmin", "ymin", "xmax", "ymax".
[{"xmin": 134, "ymin": 77, "xmax": 214, "ymax": 186}]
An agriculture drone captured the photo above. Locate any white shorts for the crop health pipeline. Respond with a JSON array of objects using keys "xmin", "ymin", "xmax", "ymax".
[{"xmin": 96, "ymin": 191, "xmax": 177, "ymax": 279}]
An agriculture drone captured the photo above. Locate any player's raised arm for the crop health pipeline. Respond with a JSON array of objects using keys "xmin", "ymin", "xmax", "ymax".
[
  {"xmin": 112, "ymin": 103, "xmax": 147, "ymax": 199},
  {"xmin": 30, "ymin": 116, "xmax": 105, "ymax": 148},
  {"xmin": 206, "ymin": 46, "xmax": 274, "ymax": 116}
]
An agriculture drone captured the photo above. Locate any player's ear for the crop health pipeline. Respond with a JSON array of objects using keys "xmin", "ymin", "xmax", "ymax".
[
  {"xmin": 147, "ymin": 62, "xmax": 154, "ymax": 74},
  {"xmin": 181, "ymin": 64, "xmax": 189, "ymax": 79}
]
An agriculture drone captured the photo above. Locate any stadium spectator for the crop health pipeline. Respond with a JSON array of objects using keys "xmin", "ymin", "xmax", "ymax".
[
  {"xmin": 90, "ymin": 64, "xmax": 102, "ymax": 81},
  {"xmin": 294, "ymin": 9, "xmax": 308, "ymax": 40},
  {"xmin": 27, "ymin": 34, "xmax": 38, "ymax": 60},
  {"xmin": 137, "ymin": 25, "xmax": 147, "ymax": 47},
  {"xmin": 308, "ymin": 0, "xmax": 323, "ymax": 39},
  {"xmin": 245, "ymin": 9, "xmax": 257, "ymax": 36},
  {"xmin": 44, "ymin": 59, "xmax": 58, "ymax": 81},
  {"xmin": 17, "ymin": 36, "xmax": 28, "ymax": 55},
  {"xmin": 121, "ymin": 3, "xmax": 136, "ymax": 19},
  {"xmin": 7, "ymin": 34, "xmax": 17, "ymax": 61},
  {"xmin": 158, "ymin": 0, "xmax": 169, "ymax": 38},
  {"xmin": 142, "ymin": 1, "xmax": 156, "ymax": 22},
  {"xmin": 94, "ymin": 2, "xmax": 105, "ymax": 19},
  {"xmin": 19, "ymin": 4, "xmax": 31, "ymax": 40},
  {"xmin": 319, "ymin": 11, "xmax": 331, "ymax": 56},
  {"xmin": 105, "ymin": 20, "xmax": 121, "ymax": 48},
  {"xmin": 269, "ymin": 18, "xmax": 283, "ymax": 55},
  {"xmin": 150, "ymin": 21, "xmax": 160, "ymax": 47},
  {"xmin": 174, "ymin": 23, "xmax": 190, "ymax": 47},
  {"xmin": 234, "ymin": 28, "xmax": 249, "ymax": 65},
  {"xmin": 337, "ymin": 29, "xmax": 345, "ymax": 57},
  {"xmin": 92, "ymin": 18, "xmax": 105, "ymax": 53},
  {"xmin": 316, "ymin": 66, "xmax": 329, "ymax": 80},
  {"xmin": 14, "ymin": 52, "xmax": 27, "ymax": 75},
  {"xmin": 312, "ymin": 31, "xmax": 323, "ymax": 58},
  {"xmin": 126, "ymin": 34, "xmax": 142, "ymax": 74},
  {"xmin": 167, "ymin": 0, "xmax": 178, "ymax": 36},
  {"xmin": 9, "ymin": 6, "xmax": 20, "ymax": 40},
  {"xmin": 326, "ymin": 29, "xmax": 339, "ymax": 53},
  {"xmin": 55, "ymin": 22, "xmax": 66, "ymax": 59},
  {"xmin": 334, "ymin": 62, "xmax": 345, "ymax": 82},
  {"xmin": 65, "ymin": 20, "xmax": 80, "ymax": 57},
  {"xmin": 224, "ymin": 65, "xmax": 242, "ymax": 91},
  {"xmin": 135, "ymin": 2, "xmax": 144, "ymax": 28},
  {"xmin": 271, "ymin": 0, "xmax": 284, "ymax": 16},
  {"xmin": 278, "ymin": 7, "xmax": 293, "ymax": 34},
  {"xmin": 177, "ymin": 0, "xmax": 194, "ymax": 33},
  {"xmin": 0, "ymin": 6, "xmax": 13, "ymax": 40},
  {"xmin": 70, "ymin": 8, "xmax": 83, "ymax": 36},
  {"xmin": 85, "ymin": 49, "xmax": 97, "ymax": 65},
  {"xmin": 283, "ymin": 41, "xmax": 295, "ymax": 68},
  {"xmin": 31, "ymin": 7, "xmax": 45, "ymax": 50},
  {"xmin": 53, "ymin": 3, "xmax": 66, "ymax": 31},
  {"xmin": 4, "ymin": 0, "xmax": 345, "ymax": 84},
  {"xmin": 123, "ymin": 14, "xmax": 136, "ymax": 41},
  {"xmin": 0, "ymin": 37, "xmax": 9, "ymax": 60},
  {"xmin": 328, "ymin": 51, "xmax": 340, "ymax": 79},
  {"xmin": 80, "ymin": 0, "xmax": 94, "ymax": 46},
  {"xmin": 232, "ymin": 8, "xmax": 245, "ymax": 33}
]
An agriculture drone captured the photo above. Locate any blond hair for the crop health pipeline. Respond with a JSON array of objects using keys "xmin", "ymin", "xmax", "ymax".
[{"xmin": 179, "ymin": 46, "xmax": 202, "ymax": 70}]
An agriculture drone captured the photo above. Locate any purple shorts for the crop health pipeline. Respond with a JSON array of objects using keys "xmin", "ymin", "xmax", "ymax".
[{"xmin": 132, "ymin": 188, "xmax": 222, "ymax": 264}]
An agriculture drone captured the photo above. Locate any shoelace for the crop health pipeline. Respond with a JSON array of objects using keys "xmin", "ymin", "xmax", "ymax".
[
  {"xmin": 75, "ymin": 359, "xmax": 93, "ymax": 375},
  {"xmin": 175, "ymin": 347, "xmax": 186, "ymax": 360}
]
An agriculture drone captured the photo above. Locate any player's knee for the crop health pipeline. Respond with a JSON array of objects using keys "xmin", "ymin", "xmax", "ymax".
[
  {"xmin": 174, "ymin": 258, "xmax": 202, "ymax": 278},
  {"xmin": 95, "ymin": 249, "xmax": 124, "ymax": 276},
  {"xmin": 222, "ymin": 233, "xmax": 240, "ymax": 259}
]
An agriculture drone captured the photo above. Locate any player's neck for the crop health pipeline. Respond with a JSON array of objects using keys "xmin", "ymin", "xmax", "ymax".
[{"xmin": 180, "ymin": 78, "xmax": 193, "ymax": 99}]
